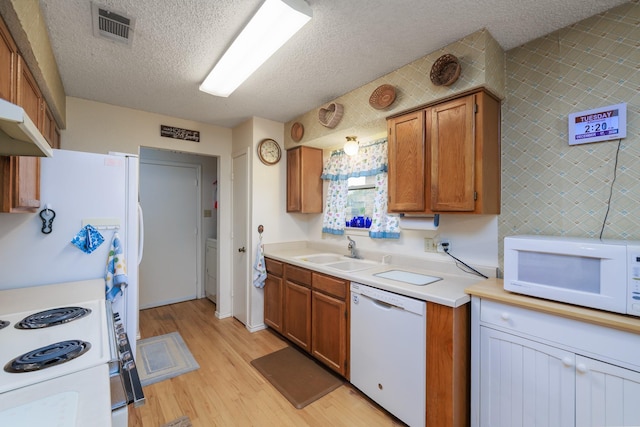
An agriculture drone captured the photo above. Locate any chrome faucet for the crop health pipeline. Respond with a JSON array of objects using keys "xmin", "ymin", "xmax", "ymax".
[{"xmin": 347, "ymin": 236, "xmax": 359, "ymax": 258}]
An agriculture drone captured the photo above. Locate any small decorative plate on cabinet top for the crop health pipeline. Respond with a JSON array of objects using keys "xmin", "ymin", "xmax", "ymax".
[
  {"xmin": 291, "ymin": 122, "xmax": 304, "ymax": 142},
  {"xmin": 369, "ymin": 84, "xmax": 396, "ymax": 109},
  {"xmin": 430, "ymin": 54, "xmax": 461, "ymax": 86}
]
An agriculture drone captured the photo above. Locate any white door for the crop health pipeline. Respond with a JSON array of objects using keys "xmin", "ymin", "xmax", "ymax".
[
  {"xmin": 479, "ymin": 327, "xmax": 575, "ymax": 427},
  {"xmin": 232, "ymin": 152, "xmax": 248, "ymax": 324},
  {"xmin": 139, "ymin": 160, "xmax": 199, "ymax": 308},
  {"xmin": 205, "ymin": 238, "xmax": 217, "ymax": 303},
  {"xmin": 575, "ymin": 355, "xmax": 640, "ymax": 426}
]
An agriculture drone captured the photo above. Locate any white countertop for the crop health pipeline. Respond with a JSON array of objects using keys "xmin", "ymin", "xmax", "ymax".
[{"xmin": 264, "ymin": 242, "xmax": 492, "ymax": 308}]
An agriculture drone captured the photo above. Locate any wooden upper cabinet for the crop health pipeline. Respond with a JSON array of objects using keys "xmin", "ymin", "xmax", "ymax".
[
  {"xmin": 286, "ymin": 146, "xmax": 323, "ymax": 213},
  {"xmin": 0, "ymin": 16, "xmax": 17, "ymax": 103},
  {"xmin": 0, "ymin": 155, "xmax": 40, "ymax": 212},
  {"xmin": 430, "ymin": 95, "xmax": 475, "ymax": 211},
  {"xmin": 42, "ymin": 102, "xmax": 60, "ymax": 148},
  {"xmin": 387, "ymin": 89, "xmax": 501, "ymax": 214},
  {"xmin": 17, "ymin": 55, "xmax": 44, "ymax": 130},
  {"xmin": 387, "ymin": 110, "xmax": 427, "ymax": 212},
  {"xmin": 1, "ymin": 55, "xmax": 44, "ymax": 213}
]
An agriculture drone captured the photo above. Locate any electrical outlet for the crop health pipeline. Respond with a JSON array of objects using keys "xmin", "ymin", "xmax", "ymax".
[
  {"xmin": 424, "ymin": 237, "xmax": 438, "ymax": 252},
  {"xmin": 437, "ymin": 240, "xmax": 450, "ymax": 253}
]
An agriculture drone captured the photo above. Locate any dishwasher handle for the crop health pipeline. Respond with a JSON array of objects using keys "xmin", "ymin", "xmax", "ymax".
[
  {"xmin": 353, "ymin": 292, "xmax": 404, "ymax": 311},
  {"xmin": 369, "ymin": 294, "xmax": 401, "ymax": 310},
  {"xmin": 351, "ymin": 282, "xmax": 426, "ymax": 316}
]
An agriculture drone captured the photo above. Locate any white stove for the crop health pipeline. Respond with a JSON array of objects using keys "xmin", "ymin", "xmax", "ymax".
[{"xmin": 0, "ymin": 279, "xmax": 114, "ymax": 427}]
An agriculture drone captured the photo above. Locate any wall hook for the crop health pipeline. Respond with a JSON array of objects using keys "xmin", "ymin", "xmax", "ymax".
[{"xmin": 39, "ymin": 207, "xmax": 56, "ymax": 234}]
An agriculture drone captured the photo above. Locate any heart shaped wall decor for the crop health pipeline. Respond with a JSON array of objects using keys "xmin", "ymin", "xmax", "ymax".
[{"xmin": 318, "ymin": 102, "xmax": 344, "ymax": 129}]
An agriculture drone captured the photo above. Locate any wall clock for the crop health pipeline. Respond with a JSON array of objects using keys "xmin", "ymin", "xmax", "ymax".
[{"xmin": 257, "ymin": 138, "xmax": 281, "ymax": 165}]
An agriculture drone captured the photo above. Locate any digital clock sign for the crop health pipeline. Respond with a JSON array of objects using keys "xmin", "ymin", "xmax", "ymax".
[{"xmin": 568, "ymin": 103, "xmax": 626, "ymax": 146}]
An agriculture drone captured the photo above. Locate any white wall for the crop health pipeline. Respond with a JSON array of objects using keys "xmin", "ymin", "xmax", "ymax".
[
  {"xmin": 233, "ymin": 117, "xmax": 311, "ymax": 331},
  {"xmin": 59, "ymin": 97, "xmax": 234, "ymax": 316},
  {"xmin": 310, "ymin": 213, "xmax": 498, "ymax": 269}
]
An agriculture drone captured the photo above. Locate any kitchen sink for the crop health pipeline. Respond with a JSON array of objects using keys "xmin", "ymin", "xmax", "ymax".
[
  {"xmin": 295, "ymin": 253, "xmax": 347, "ymax": 264},
  {"xmin": 324, "ymin": 259, "xmax": 379, "ymax": 272},
  {"xmin": 294, "ymin": 253, "xmax": 379, "ymax": 272}
]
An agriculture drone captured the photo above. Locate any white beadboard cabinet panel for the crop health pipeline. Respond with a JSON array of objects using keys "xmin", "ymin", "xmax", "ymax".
[
  {"xmin": 575, "ymin": 355, "xmax": 640, "ymax": 427},
  {"xmin": 480, "ymin": 327, "xmax": 575, "ymax": 427}
]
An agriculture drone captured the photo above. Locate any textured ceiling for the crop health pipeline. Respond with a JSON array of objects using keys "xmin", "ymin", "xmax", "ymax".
[{"xmin": 38, "ymin": 0, "xmax": 627, "ymax": 129}]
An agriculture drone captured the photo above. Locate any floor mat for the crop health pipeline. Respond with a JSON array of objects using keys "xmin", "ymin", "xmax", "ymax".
[
  {"xmin": 160, "ymin": 415, "xmax": 192, "ymax": 427},
  {"xmin": 137, "ymin": 332, "xmax": 199, "ymax": 387},
  {"xmin": 251, "ymin": 346, "xmax": 344, "ymax": 409}
]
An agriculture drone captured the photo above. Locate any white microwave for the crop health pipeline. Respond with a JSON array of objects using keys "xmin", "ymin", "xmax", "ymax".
[{"xmin": 504, "ymin": 235, "xmax": 640, "ymax": 317}]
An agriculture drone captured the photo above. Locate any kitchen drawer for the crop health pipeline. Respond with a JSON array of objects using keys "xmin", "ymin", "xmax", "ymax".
[
  {"xmin": 480, "ymin": 299, "xmax": 640, "ymax": 371},
  {"xmin": 285, "ymin": 264, "xmax": 312, "ymax": 287},
  {"xmin": 265, "ymin": 258, "xmax": 283, "ymax": 277},
  {"xmin": 312, "ymin": 272, "xmax": 347, "ymax": 300}
]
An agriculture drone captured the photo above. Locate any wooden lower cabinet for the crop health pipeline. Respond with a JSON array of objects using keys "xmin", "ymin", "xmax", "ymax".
[
  {"xmin": 283, "ymin": 263, "xmax": 313, "ymax": 352},
  {"xmin": 426, "ymin": 302, "xmax": 470, "ymax": 427},
  {"xmin": 311, "ymin": 272, "xmax": 348, "ymax": 377},
  {"xmin": 266, "ymin": 261, "xmax": 349, "ymax": 378},
  {"xmin": 283, "ymin": 280, "xmax": 312, "ymax": 352},
  {"xmin": 263, "ymin": 258, "xmax": 284, "ymax": 333},
  {"xmin": 264, "ymin": 259, "xmax": 469, "ymax": 425}
]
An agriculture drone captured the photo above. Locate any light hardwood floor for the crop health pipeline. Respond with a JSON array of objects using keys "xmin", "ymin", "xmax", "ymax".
[{"xmin": 129, "ymin": 298, "xmax": 404, "ymax": 427}]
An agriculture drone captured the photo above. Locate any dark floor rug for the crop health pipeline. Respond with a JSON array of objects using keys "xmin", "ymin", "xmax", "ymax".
[{"xmin": 251, "ymin": 346, "xmax": 344, "ymax": 409}]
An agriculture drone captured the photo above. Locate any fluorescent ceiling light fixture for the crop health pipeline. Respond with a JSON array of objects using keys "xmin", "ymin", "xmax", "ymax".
[{"xmin": 199, "ymin": 0, "xmax": 312, "ymax": 97}]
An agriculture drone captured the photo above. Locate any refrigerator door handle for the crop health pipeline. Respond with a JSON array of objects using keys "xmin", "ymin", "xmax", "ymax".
[{"xmin": 137, "ymin": 203, "xmax": 144, "ymax": 264}]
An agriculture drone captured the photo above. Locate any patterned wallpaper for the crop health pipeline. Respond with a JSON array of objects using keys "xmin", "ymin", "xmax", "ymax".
[
  {"xmin": 284, "ymin": 29, "xmax": 506, "ymax": 149},
  {"xmin": 500, "ymin": 0, "xmax": 640, "ymax": 258}
]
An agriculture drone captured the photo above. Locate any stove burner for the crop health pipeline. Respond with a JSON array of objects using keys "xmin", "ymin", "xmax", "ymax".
[
  {"xmin": 0, "ymin": 320, "xmax": 8, "ymax": 330},
  {"xmin": 4, "ymin": 340, "xmax": 91, "ymax": 373},
  {"xmin": 15, "ymin": 307, "xmax": 91, "ymax": 329}
]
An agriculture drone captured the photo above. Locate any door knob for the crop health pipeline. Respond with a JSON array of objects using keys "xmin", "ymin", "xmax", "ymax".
[{"xmin": 238, "ymin": 247, "xmax": 246, "ymax": 253}]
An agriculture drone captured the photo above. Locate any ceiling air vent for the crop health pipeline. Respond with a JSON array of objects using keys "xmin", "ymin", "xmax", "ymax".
[{"xmin": 91, "ymin": 2, "xmax": 135, "ymax": 45}]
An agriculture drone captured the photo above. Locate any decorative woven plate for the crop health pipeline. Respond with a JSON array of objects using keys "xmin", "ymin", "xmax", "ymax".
[
  {"xmin": 318, "ymin": 102, "xmax": 344, "ymax": 129},
  {"xmin": 369, "ymin": 84, "xmax": 396, "ymax": 109},
  {"xmin": 430, "ymin": 54, "xmax": 461, "ymax": 86},
  {"xmin": 291, "ymin": 122, "xmax": 304, "ymax": 142}
]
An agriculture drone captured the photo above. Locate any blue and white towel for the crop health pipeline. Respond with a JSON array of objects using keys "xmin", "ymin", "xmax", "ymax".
[
  {"xmin": 105, "ymin": 232, "xmax": 128, "ymax": 301},
  {"xmin": 253, "ymin": 242, "xmax": 267, "ymax": 288},
  {"xmin": 71, "ymin": 224, "xmax": 104, "ymax": 254}
]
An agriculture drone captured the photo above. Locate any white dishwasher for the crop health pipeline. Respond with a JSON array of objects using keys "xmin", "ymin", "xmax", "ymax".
[{"xmin": 350, "ymin": 282, "xmax": 426, "ymax": 427}]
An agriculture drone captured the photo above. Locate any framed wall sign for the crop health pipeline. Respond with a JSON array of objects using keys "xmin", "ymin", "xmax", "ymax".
[
  {"xmin": 568, "ymin": 103, "xmax": 626, "ymax": 146},
  {"xmin": 160, "ymin": 125, "xmax": 200, "ymax": 142}
]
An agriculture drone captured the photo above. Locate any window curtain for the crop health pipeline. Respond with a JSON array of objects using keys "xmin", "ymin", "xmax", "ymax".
[{"xmin": 321, "ymin": 138, "xmax": 400, "ymax": 239}]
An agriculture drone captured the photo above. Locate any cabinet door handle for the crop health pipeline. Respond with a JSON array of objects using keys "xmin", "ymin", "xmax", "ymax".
[
  {"xmin": 561, "ymin": 357, "xmax": 573, "ymax": 367},
  {"xmin": 500, "ymin": 312, "xmax": 510, "ymax": 321},
  {"xmin": 576, "ymin": 363, "xmax": 589, "ymax": 374},
  {"xmin": 238, "ymin": 247, "xmax": 246, "ymax": 253}
]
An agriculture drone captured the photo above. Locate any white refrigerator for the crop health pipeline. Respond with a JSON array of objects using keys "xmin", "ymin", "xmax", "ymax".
[{"xmin": 0, "ymin": 149, "xmax": 142, "ymax": 353}]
